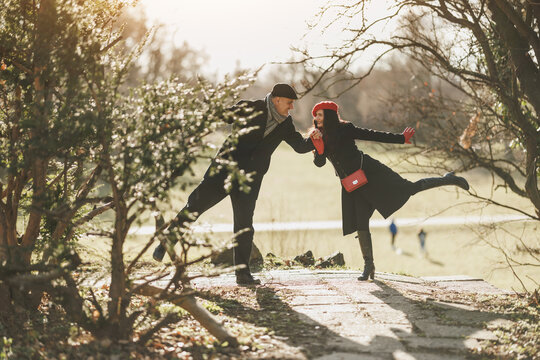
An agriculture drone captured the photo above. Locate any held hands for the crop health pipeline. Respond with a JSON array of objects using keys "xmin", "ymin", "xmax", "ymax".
[
  {"xmin": 309, "ymin": 128, "xmax": 322, "ymax": 140},
  {"xmin": 402, "ymin": 127, "xmax": 415, "ymax": 144}
]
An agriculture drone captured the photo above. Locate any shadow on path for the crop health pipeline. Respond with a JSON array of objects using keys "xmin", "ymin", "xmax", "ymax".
[
  {"xmin": 197, "ymin": 285, "xmax": 383, "ymax": 358},
  {"xmin": 363, "ymin": 279, "xmax": 511, "ymax": 358},
  {"xmin": 196, "ymin": 274, "xmax": 512, "ymax": 359}
]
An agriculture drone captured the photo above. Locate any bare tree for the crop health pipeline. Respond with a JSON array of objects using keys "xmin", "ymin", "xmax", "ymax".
[{"xmin": 294, "ymin": 0, "xmax": 539, "ymax": 221}]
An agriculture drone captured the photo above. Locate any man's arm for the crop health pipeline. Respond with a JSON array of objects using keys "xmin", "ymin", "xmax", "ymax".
[
  {"xmin": 223, "ymin": 100, "xmax": 263, "ymax": 126},
  {"xmin": 221, "ymin": 100, "xmax": 244, "ymax": 125},
  {"xmin": 283, "ymin": 120, "xmax": 315, "ymax": 153}
]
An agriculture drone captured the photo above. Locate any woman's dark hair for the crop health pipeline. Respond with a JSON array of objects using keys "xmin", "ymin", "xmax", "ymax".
[{"xmin": 312, "ymin": 109, "xmax": 347, "ymax": 151}]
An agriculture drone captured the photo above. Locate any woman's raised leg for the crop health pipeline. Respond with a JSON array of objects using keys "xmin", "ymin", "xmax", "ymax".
[{"xmin": 411, "ymin": 172, "xmax": 469, "ymax": 195}]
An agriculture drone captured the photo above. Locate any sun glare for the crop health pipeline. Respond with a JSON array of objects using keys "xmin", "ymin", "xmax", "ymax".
[{"xmin": 136, "ymin": 0, "xmax": 394, "ymax": 75}]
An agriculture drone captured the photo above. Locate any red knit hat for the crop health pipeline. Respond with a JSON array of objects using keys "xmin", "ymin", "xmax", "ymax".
[{"xmin": 312, "ymin": 101, "xmax": 339, "ymax": 117}]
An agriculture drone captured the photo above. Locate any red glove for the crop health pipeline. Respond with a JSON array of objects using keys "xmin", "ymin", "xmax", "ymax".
[
  {"xmin": 402, "ymin": 127, "xmax": 415, "ymax": 144},
  {"xmin": 310, "ymin": 129, "xmax": 324, "ymax": 155}
]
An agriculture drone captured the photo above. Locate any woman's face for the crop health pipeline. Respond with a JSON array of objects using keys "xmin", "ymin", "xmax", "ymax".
[{"xmin": 315, "ymin": 109, "xmax": 324, "ymax": 128}]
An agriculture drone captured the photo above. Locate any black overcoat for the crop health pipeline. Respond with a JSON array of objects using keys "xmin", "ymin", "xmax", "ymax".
[
  {"xmin": 314, "ymin": 122, "xmax": 415, "ymax": 235},
  {"xmin": 177, "ymin": 97, "xmax": 314, "ymax": 272},
  {"xmin": 216, "ymin": 97, "xmax": 314, "ymax": 184}
]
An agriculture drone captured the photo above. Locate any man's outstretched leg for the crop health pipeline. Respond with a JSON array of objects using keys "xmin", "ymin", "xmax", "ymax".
[
  {"xmin": 153, "ymin": 170, "xmax": 228, "ymax": 262},
  {"xmin": 152, "ymin": 207, "xmax": 193, "ymax": 262},
  {"xmin": 231, "ymin": 179, "xmax": 262, "ymax": 285}
]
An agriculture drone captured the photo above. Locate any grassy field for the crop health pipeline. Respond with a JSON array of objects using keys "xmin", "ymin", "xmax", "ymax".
[
  {"xmin": 161, "ymin": 141, "xmax": 535, "ymax": 222},
  {"xmin": 83, "ymin": 142, "xmax": 539, "ymax": 291}
]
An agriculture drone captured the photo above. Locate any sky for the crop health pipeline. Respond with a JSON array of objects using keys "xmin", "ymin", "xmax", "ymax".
[{"xmin": 138, "ymin": 0, "xmax": 394, "ymax": 77}]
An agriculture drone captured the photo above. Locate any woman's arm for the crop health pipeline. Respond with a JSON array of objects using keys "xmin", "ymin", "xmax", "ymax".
[
  {"xmin": 283, "ymin": 121, "xmax": 316, "ymax": 154},
  {"xmin": 347, "ymin": 122, "xmax": 405, "ymax": 144},
  {"xmin": 313, "ymin": 151, "xmax": 326, "ymax": 167}
]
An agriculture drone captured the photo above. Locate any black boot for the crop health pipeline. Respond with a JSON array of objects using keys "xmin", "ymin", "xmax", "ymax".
[
  {"xmin": 357, "ymin": 231, "xmax": 375, "ymax": 281},
  {"xmin": 152, "ymin": 242, "xmax": 168, "ymax": 262},
  {"xmin": 413, "ymin": 171, "xmax": 469, "ymax": 194},
  {"xmin": 233, "ymin": 226, "xmax": 260, "ymax": 285},
  {"xmin": 235, "ymin": 270, "xmax": 261, "ymax": 285},
  {"xmin": 152, "ymin": 208, "xmax": 193, "ymax": 262}
]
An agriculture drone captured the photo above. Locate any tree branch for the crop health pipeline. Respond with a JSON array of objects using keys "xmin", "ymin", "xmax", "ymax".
[{"xmin": 492, "ymin": 0, "xmax": 540, "ymax": 61}]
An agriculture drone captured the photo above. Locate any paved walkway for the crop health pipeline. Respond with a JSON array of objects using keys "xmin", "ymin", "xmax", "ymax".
[{"xmin": 191, "ymin": 270, "xmax": 512, "ymax": 359}]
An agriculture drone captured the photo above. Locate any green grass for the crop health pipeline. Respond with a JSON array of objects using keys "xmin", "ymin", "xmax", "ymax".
[{"xmin": 81, "ymin": 142, "xmax": 539, "ymax": 292}]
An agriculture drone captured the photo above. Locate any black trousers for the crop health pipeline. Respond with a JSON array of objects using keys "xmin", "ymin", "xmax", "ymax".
[{"xmin": 173, "ymin": 164, "xmax": 262, "ymax": 274}]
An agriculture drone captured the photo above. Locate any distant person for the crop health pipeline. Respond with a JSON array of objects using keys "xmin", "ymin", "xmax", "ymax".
[
  {"xmin": 418, "ymin": 228, "xmax": 427, "ymax": 256},
  {"xmin": 152, "ymin": 84, "xmax": 320, "ymax": 285},
  {"xmin": 389, "ymin": 219, "xmax": 397, "ymax": 251},
  {"xmin": 310, "ymin": 101, "xmax": 469, "ymax": 281}
]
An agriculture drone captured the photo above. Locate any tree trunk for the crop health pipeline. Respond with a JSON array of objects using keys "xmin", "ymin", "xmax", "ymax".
[
  {"xmin": 524, "ymin": 137, "xmax": 540, "ymax": 217},
  {"xmin": 0, "ymin": 283, "xmax": 14, "ymax": 326},
  {"xmin": 108, "ymin": 206, "xmax": 128, "ymax": 340},
  {"xmin": 174, "ymin": 295, "xmax": 239, "ymax": 347},
  {"xmin": 135, "ymin": 284, "xmax": 239, "ymax": 346},
  {"xmin": 0, "ymin": 208, "xmax": 18, "ymax": 262}
]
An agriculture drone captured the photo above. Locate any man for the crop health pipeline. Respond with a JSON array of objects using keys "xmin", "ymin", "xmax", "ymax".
[{"xmin": 153, "ymin": 83, "xmax": 318, "ymax": 285}]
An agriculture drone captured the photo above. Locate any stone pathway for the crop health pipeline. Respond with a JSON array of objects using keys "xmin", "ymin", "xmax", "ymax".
[{"xmin": 192, "ymin": 270, "xmax": 512, "ymax": 359}]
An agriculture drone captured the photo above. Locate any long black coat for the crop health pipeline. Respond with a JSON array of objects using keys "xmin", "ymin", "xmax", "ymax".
[
  {"xmin": 218, "ymin": 98, "xmax": 315, "ymax": 181},
  {"xmin": 314, "ymin": 122, "xmax": 415, "ymax": 235}
]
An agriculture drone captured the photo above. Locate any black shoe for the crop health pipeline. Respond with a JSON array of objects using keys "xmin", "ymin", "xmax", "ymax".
[
  {"xmin": 357, "ymin": 262, "xmax": 375, "ymax": 281},
  {"xmin": 444, "ymin": 172, "xmax": 469, "ymax": 191},
  {"xmin": 152, "ymin": 244, "xmax": 166, "ymax": 262},
  {"xmin": 236, "ymin": 272, "xmax": 261, "ymax": 285}
]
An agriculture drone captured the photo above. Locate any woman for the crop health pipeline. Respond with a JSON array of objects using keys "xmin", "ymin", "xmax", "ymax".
[{"xmin": 310, "ymin": 101, "xmax": 469, "ymax": 281}]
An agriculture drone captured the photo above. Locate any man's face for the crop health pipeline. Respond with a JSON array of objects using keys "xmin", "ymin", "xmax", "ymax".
[{"xmin": 272, "ymin": 96, "xmax": 295, "ymax": 117}]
